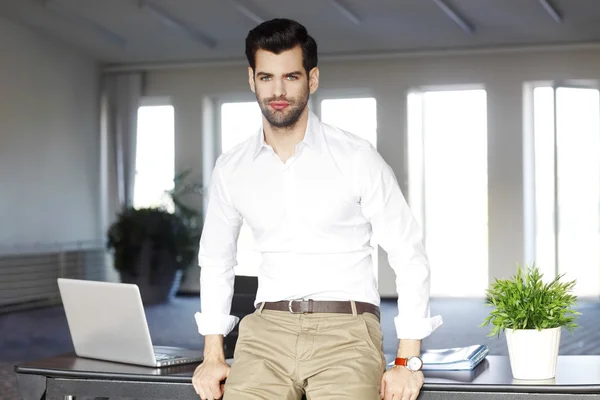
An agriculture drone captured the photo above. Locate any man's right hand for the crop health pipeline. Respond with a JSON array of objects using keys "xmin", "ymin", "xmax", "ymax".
[
  {"xmin": 192, "ymin": 357, "xmax": 231, "ymax": 400},
  {"xmin": 193, "ymin": 335, "xmax": 229, "ymax": 400}
]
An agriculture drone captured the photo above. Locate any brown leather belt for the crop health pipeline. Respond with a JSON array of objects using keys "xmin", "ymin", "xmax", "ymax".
[{"xmin": 258, "ymin": 300, "xmax": 380, "ymax": 320}]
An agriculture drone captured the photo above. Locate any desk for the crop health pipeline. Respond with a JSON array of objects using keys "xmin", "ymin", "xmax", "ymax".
[{"xmin": 15, "ymin": 354, "xmax": 600, "ymax": 399}]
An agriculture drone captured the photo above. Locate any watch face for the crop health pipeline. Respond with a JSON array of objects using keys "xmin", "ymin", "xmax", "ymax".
[{"xmin": 407, "ymin": 357, "xmax": 423, "ymax": 371}]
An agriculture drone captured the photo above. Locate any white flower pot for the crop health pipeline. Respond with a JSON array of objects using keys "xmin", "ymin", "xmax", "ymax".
[{"xmin": 505, "ymin": 327, "xmax": 561, "ymax": 380}]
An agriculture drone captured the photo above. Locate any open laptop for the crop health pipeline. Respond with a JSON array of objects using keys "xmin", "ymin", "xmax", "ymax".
[{"xmin": 57, "ymin": 278, "xmax": 203, "ymax": 367}]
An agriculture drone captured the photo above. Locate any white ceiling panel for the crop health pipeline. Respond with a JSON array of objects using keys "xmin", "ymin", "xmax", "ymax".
[{"xmin": 0, "ymin": 0, "xmax": 598, "ymax": 65}]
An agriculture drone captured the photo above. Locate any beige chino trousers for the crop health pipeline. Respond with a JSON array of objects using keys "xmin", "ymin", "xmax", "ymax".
[{"xmin": 224, "ymin": 301, "xmax": 386, "ymax": 399}]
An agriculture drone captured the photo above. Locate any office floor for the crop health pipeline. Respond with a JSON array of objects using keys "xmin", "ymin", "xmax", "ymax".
[{"xmin": 1, "ymin": 297, "xmax": 599, "ymax": 399}]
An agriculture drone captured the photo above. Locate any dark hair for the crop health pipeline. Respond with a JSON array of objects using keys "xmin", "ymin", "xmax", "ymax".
[{"xmin": 245, "ymin": 18, "xmax": 318, "ymax": 75}]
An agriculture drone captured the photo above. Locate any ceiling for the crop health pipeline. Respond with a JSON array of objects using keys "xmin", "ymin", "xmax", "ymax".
[{"xmin": 2, "ymin": 0, "xmax": 600, "ymax": 67}]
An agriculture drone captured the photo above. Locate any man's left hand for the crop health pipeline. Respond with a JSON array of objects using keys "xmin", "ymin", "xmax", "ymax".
[{"xmin": 380, "ymin": 365, "xmax": 424, "ymax": 400}]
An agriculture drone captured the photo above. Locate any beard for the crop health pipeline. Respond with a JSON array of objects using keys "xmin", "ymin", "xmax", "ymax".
[{"xmin": 256, "ymin": 84, "xmax": 309, "ymax": 129}]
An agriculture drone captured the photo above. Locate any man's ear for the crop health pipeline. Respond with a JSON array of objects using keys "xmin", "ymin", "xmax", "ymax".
[
  {"xmin": 309, "ymin": 67, "xmax": 320, "ymax": 94},
  {"xmin": 248, "ymin": 67, "xmax": 256, "ymax": 93}
]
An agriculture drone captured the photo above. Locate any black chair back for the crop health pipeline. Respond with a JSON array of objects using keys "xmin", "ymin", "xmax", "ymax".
[{"xmin": 223, "ymin": 275, "xmax": 258, "ymax": 353}]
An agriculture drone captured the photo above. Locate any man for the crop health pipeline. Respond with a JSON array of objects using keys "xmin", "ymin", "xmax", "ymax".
[{"xmin": 192, "ymin": 18, "xmax": 442, "ymax": 400}]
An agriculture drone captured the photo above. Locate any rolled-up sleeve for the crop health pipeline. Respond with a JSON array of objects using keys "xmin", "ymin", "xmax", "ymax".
[
  {"xmin": 357, "ymin": 144, "xmax": 443, "ymax": 340},
  {"xmin": 194, "ymin": 158, "xmax": 242, "ymax": 336}
]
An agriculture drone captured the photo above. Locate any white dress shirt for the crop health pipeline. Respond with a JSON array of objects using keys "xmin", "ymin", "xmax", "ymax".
[{"xmin": 195, "ymin": 111, "xmax": 442, "ymax": 340}]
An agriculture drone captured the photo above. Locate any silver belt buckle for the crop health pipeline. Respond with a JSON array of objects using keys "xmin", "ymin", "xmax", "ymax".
[{"xmin": 288, "ymin": 299, "xmax": 303, "ymax": 314}]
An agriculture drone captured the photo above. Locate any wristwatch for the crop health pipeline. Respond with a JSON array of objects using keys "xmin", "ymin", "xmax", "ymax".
[{"xmin": 395, "ymin": 356, "xmax": 423, "ymax": 371}]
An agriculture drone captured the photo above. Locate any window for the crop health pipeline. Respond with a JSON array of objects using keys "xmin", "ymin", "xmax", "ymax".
[
  {"xmin": 320, "ymin": 97, "xmax": 379, "ymax": 281},
  {"xmin": 320, "ymin": 98, "xmax": 377, "ymax": 148},
  {"xmin": 220, "ymin": 102, "xmax": 261, "ymax": 153},
  {"xmin": 133, "ymin": 103, "xmax": 175, "ymax": 211},
  {"xmin": 408, "ymin": 89, "xmax": 488, "ymax": 297},
  {"xmin": 533, "ymin": 85, "xmax": 600, "ymax": 296},
  {"xmin": 220, "ymin": 101, "xmax": 262, "ymax": 276}
]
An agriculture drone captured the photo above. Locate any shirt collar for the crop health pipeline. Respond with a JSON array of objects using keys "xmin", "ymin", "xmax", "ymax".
[
  {"xmin": 251, "ymin": 126, "xmax": 268, "ymax": 160},
  {"xmin": 251, "ymin": 110, "xmax": 323, "ymax": 160}
]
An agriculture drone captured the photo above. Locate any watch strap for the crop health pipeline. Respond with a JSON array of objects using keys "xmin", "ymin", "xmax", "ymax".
[{"xmin": 394, "ymin": 357, "xmax": 408, "ymax": 366}]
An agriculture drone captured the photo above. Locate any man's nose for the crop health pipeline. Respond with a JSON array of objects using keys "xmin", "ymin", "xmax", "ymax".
[{"xmin": 273, "ymin": 78, "xmax": 287, "ymax": 98}]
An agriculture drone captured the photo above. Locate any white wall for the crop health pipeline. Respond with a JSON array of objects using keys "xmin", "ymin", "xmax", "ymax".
[
  {"xmin": 140, "ymin": 45, "xmax": 600, "ymax": 297},
  {"xmin": 0, "ymin": 17, "xmax": 101, "ymax": 246}
]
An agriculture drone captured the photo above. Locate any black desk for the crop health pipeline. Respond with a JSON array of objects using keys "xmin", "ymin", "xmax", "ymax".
[{"xmin": 15, "ymin": 354, "xmax": 600, "ymax": 399}]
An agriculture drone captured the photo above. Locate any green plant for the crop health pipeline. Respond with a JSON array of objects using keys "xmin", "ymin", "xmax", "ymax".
[
  {"xmin": 481, "ymin": 264, "xmax": 580, "ymax": 337},
  {"xmin": 107, "ymin": 207, "xmax": 197, "ymax": 278},
  {"xmin": 165, "ymin": 169, "xmax": 204, "ymax": 251}
]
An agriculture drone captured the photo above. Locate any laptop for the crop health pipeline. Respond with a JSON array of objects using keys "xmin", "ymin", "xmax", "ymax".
[{"xmin": 57, "ymin": 278, "xmax": 203, "ymax": 367}]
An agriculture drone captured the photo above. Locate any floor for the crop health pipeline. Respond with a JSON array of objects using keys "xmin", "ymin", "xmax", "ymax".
[{"xmin": 1, "ymin": 296, "xmax": 599, "ymax": 399}]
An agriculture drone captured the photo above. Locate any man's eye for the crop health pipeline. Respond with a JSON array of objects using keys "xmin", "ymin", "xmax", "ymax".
[
  {"xmin": 287, "ymin": 76, "xmax": 298, "ymax": 80},
  {"xmin": 260, "ymin": 76, "xmax": 272, "ymax": 81}
]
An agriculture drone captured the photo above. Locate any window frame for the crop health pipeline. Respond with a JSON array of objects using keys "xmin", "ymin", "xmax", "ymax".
[
  {"xmin": 525, "ymin": 80, "xmax": 600, "ymax": 288},
  {"xmin": 134, "ymin": 97, "xmax": 175, "ymax": 211},
  {"xmin": 406, "ymin": 84, "xmax": 489, "ymax": 297}
]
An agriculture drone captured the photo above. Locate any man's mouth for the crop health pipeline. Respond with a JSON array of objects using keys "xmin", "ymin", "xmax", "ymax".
[{"xmin": 270, "ymin": 101, "xmax": 289, "ymax": 111}]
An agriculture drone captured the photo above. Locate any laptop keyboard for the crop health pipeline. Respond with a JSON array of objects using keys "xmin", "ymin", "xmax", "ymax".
[{"xmin": 155, "ymin": 353, "xmax": 180, "ymax": 361}]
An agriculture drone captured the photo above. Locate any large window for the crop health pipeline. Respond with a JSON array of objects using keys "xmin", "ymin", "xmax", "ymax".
[
  {"xmin": 408, "ymin": 88, "xmax": 488, "ymax": 297},
  {"xmin": 220, "ymin": 102, "xmax": 261, "ymax": 153},
  {"xmin": 533, "ymin": 85, "xmax": 600, "ymax": 296},
  {"xmin": 220, "ymin": 101, "xmax": 262, "ymax": 276},
  {"xmin": 321, "ymin": 97, "xmax": 378, "ymax": 148},
  {"xmin": 320, "ymin": 97, "xmax": 379, "ymax": 281},
  {"xmin": 133, "ymin": 103, "xmax": 175, "ymax": 211}
]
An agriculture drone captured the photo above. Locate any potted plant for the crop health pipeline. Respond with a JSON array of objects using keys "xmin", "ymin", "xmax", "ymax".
[
  {"xmin": 107, "ymin": 207, "xmax": 197, "ymax": 304},
  {"xmin": 165, "ymin": 169, "xmax": 205, "ymax": 293},
  {"xmin": 481, "ymin": 264, "xmax": 580, "ymax": 380},
  {"xmin": 166, "ymin": 169, "xmax": 204, "ymax": 245}
]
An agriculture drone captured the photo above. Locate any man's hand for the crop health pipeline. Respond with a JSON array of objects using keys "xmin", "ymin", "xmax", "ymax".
[
  {"xmin": 380, "ymin": 365, "xmax": 424, "ymax": 400},
  {"xmin": 192, "ymin": 358, "xmax": 230, "ymax": 400}
]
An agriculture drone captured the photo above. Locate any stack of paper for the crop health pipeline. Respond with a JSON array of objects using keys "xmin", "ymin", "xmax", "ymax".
[
  {"xmin": 389, "ymin": 344, "xmax": 489, "ymax": 371},
  {"xmin": 421, "ymin": 344, "xmax": 489, "ymax": 371}
]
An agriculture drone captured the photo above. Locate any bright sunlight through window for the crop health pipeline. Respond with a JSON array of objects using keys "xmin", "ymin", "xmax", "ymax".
[
  {"xmin": 221, "ymin": 102, "xmax": 261, "ymax": 153},
  {"xmin": 134, "ymin": 104, "xmax": 175, "ymax": 211},
  {"xmin": 321, "ymin": 98, "xmax": 378, "ymax": 148},
  {"xmin": 408, "ymin": 89, "xmax": 488, "ymax": 297},
  {"xmin": 534, "ymin": 86, "xmax": 600, "ymax": 297}
]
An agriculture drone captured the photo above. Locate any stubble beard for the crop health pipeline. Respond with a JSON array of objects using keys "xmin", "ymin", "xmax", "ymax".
[{"xmin": 257, "ymin": 84, "xmax": 310, "ymax": 131}]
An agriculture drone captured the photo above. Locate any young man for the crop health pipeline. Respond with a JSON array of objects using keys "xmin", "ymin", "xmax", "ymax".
[{"xmin": 192, "ymin": 18, "xmax": 442, "ymax": 400}]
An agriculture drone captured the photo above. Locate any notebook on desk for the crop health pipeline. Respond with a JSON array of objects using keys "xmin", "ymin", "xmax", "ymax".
[
  {"xmin": 388, "ymin": 344, "xmax": 489, "ymax": 371},
  {"xmin": 57, "ymin": 278, "xmax": 203, "ymax": 368}
]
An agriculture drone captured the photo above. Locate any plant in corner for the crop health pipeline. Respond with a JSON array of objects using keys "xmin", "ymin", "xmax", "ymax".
[
  {"xmin": 164, "ymin": 169, "xmax": 205, "ymax": 293},
  {"xmin": 165, "ymin": 169, "xmax": 204, "ymax": 261},
  {"xmin": 481, "ymin": 263, "xmax": 580, "ymax": 380},
  {"xmin": 107, "ymin": 207, "xmax": 197, "ymax": 304}
]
